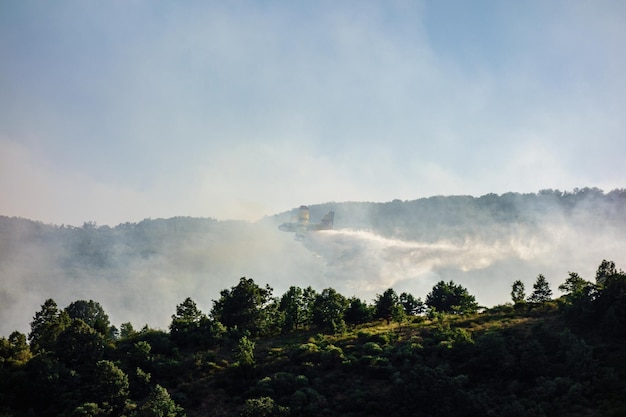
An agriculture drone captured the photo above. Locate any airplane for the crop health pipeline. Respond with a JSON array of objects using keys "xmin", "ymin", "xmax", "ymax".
[{"xmin": 278, "ymin": 205, "xmax": 334, "ymax": 239}]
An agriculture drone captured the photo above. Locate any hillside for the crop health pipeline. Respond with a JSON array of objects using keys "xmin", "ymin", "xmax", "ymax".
[
  {"xmin": 2, "ymin": 260, "xmax": 626, "ymax": 416},
  {"xmin": 1, "ymin": 188, "xmax": 625, "ymax": 336}
]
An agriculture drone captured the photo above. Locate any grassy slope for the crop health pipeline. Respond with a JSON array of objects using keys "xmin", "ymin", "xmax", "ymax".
[{"xmin": 171, "ymin": 304, "xmax": 626, "ymax": 417}]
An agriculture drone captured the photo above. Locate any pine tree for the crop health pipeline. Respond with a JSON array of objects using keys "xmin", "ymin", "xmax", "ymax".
[{"xmin": 528, "ymin": 274, "xmax": 552, "ymax": 303}]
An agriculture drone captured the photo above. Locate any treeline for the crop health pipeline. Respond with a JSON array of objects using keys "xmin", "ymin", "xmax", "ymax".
[
  {"xmin": 300, "ymin": 187, "xmax": 626, "ymax": 240},
  {"xmin": 2, "ymin": 259, "xmax": 626, "ymax": 416}
]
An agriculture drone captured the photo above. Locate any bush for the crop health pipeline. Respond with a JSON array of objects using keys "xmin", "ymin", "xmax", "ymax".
[
  {"xmin": 240, "ymin": 397, "xmax": 289, "ymax": 417},
  {"xmin": 362, "ymin": 342, "xmax": 383, "ymax": 355}
]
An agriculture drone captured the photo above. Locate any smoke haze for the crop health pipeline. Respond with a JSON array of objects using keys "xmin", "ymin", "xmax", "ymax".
[{"xmin": 1, "ymin": 190, "xmax": 624, "ymax": 336}]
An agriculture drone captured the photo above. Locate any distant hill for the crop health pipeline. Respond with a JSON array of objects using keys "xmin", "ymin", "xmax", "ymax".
[
  {"xmin": 1, "ymin": 188, "xmax": 625, "ymax": 336},
  {"xmin": 274, "ymin": 187, "xmax": 626, "ymax": 241}
]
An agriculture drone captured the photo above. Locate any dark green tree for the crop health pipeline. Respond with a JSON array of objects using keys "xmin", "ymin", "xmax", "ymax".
[
  {"xmin": 138, "ymin": 384, "xmax": 185, "ymax": 417},
  {"xmin": 170, "ymin": 297, "xmax": 224, "ymax": 348},
  {"xmin": 171, "ymin": 297, "xmax": 203, "ymax": 326},
  {"xmin": 0, "ymin": 331, "xmax": 31, "ymax": 367},
  {"xmin": 596, "ymin": 259, "xmax": 618, "ymax": 286},
  {"xmin": 279, "ymin": 286, "xmax": 305, "ymax": 332},
  {"xmin": 55, "ymin": 319, "xmax": 105, "ymax": 371},
  {"xmin": 312, "ymin": 288, "xmax": 348, "ymax": 333},
  {"xmin": 527, "ymin": 274, "xmax": 552, "ymax": 303},
  {"xmin": 511, "ymin": 280, "xmax": 526, "ymax": 304},
  {"xmin": 65, "ymin": 300, "xmax": 111, "ymax": 336},
  {"xmin": 211, "ymin": 277, "xmax": 273, "ymax": 336},
  {"xmin": 399, "ymin": 292, "xmax": 425, "ymax": 315},
  {"xmin": 593, "ymin": 261, "xmax": 626, "ymax": 337},
  {"xmin": 24, "ymin": 351, "xmax": 75, "ymax": 415},
  {"xmin": 344, "ymin": 297, "xmax": 372, "ymax": 326},
  {"xmin": 559, "ymin": 272, "xmax": 590, "ymax": 296},
  {"xmin": 120, "ymin": 322, "xmax": 136, "ymax": 339},
  {"xmin": 28, "ymin": 298, "xmax": 71, "ymax": 353},
  {"xmin": 375, "ymin": 288, "xmax": 399, "ymax": 324},
  {"xmin": 240, "ymin": 396, "xmax": 289, "ymax": 417},
  {"xmin": 233, "ymin": 336, "xmax": 255, "ymax": 368},
  {"xmin": 90, "ymin": 360, "xmax": 130, "ymax": 415},
  {"xmin": 391, "ymin": 303, "xmax": 407, "ymax": 331},
  {"xmin": 301, "ymin": 286, "xmax": 318, "ymax": 327},
  {"xmin": 425, "ymin": 281, "xmax": 479, "ymax": 314}
]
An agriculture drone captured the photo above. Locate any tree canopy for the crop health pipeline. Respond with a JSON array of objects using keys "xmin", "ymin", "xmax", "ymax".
[{"xmin": 425, "ymin": 281, "xmax": 479, "ymax": 314}]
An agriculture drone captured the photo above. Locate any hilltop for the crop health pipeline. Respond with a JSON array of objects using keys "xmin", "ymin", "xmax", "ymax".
[{"xmin": 1, "ymin": 188, "xmax": 625, "ymax": 335}]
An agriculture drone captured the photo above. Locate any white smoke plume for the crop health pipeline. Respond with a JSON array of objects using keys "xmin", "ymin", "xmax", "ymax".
[{"xmin": 1, "ymin": 192, "xmax": 625, "ymax": 336}]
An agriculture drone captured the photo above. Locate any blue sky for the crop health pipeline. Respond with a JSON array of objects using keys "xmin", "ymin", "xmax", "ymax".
[{"xmin": 1, "ymin": 0, "xmax": 625, "ymax": 225}]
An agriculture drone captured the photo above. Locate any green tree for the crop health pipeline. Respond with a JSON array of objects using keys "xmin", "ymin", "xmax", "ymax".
[
  {"xmin": 120, "ymin": 322, "xmax": 136, "ymax": 339},
  {"xmin": 426, "ymin": 281, "xmax": 479, "ymax": 314},
  {"xmin": 559, "ymin": 272, "xmax": 590, "ymax": 296},
  {"xmin": 596, "ymin": 259, "xmax": 618, "ymax": 286},
  {"xmin": 55, "ymin": 319, "xmax": 106, "ymax": 371},
  {"xmin": 25, "ymin": 351, "xmax": 75, "ymax": 415},
  {"xmin": 138, "ymin": 384, "xmax": 185, "ymax": 417},
  {"xmin": 72, "ymin": 402, "xmax": 107, "ymax": 417},
  {"xmin": 90, "ymin": 360, "xmax": 130, "ymax": 415},
  {"xmin": 301, "ymin": 286, "xmax": 317, "ymax": 327},
  {"xmin": 593, "ymin": 261, "xmax": 626, "ymax": 337},
  {"xmin": 344, "ymin": 297, "xmax": 372, "ymax": 326},
  {"xmin": 312, "ymin": 288, "xmax": 348, "ymax": 333},
  {"xmin": 240, "ymin": 396, "xmax": 289, "ymax": 417},
  {"xmin": 391, "ymin": 303, "xmax": 407, "ymax": 331},
  {"xmin": 28, "ymin": 298, "xmax": 71, "ymax": 353},
  {"xmin": 233, "ymin": 336, "xmax": 256, "ymax": 368},
  {"xmin": 399, "ymin": 292, "xmax": 425, "ymax": 315},
  {"xmin": 527, "ymin": 274, "xmax": 552, "ymax": 303},
  {"xmin": 170, "ymin": 297, "xmax": 224, "ymax": 348},
  {"xmin": 211, "ymin": 277, "xmax": 274, "ymax": 336},
  {"xmin": 279, "ymin": 286, "xmax": 306, "ymax": 332},
  {"xmin": 0, "ymin": 331, "xmax": 31, "ymax": 367},
  {"xmin": 511, "ymin": 280, "xmax": 526, "ymax": 304},
  {"xmin": 65, "ymin": 300, "xmax": 111, "ymax": 337},
  {"xmin": 375, "ymin": 288, "xmax": 399, "ymax": 324}
]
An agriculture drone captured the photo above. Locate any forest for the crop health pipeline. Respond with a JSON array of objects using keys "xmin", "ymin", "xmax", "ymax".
[
  {"xmin": 2, "ymin": 259, "xmax": 626, "ymax": 417},
  {"xmin": 2, "ymin": 187, "xmax": 626, "ymax": 337}
]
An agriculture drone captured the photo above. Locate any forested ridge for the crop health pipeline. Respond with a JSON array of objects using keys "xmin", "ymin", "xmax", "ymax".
[
  {"xmin": 280, "ymin": 187, "xmax": 626, "ymax": 240},
  {"xmin": 2, "ymin": 259, "xmax": 626, "ymax": 416},
  {"xmin": 1, "ymin": 188, "xmax": 626, "ymax": 416}
]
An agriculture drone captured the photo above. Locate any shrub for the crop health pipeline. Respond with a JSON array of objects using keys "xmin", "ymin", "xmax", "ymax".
[{"xmin": 362, "ymin": 342, "xmax": 383, "ymax": 355}]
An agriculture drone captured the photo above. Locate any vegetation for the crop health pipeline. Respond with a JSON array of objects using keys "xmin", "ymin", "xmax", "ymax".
[{"xmin": 2, "ymin": 259, "xmax": 626, "ymax": 416}]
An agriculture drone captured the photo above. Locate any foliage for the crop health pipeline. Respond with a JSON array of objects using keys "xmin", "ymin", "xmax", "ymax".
[
  {"xmin": 374, "ymin": 288, "xmax": 399, "ymax": 324},
  {"xmin": 55, "ymin": 319, "xmax": 106, "ymax": 371},
  {"xmin": 558, "ymin": 272, "xmax": 589, "ymax": 296},
  {"xmin": 344, "ymin": 297, "xmax": 373, "ymax": 326},
  {"xmin": 90, "ymin": 360, "xmax": 130, "ymax": 414},
  {"xmin": 511, "ymin": 280, "xmax": 526, "ymax": 304},
  {"xmin": 28, "ymin": 298, "xmax": 70, "ymax": 353},
  {"xmin": 426, "ymin": 281, "xmax": 479, "ymax": 314},
  {"xmin": 170, "ymin": 297, "xmax": 225, "ymax": 348},
  {"xmin": 240, "ymin": 396, "xmax": 289, "ymax": 417},
  {"xmin": 399, "ymin": 292, "xmax": 425, "ymax": 315},
  {"xmin": 139, "ymin": 384, "xmax": 186, "ymax": 417},
  {"xmin": 528, "ymin": 274, "xmax": 553, "ymax": 303},
  {"xmin": 312, "ymin": 288, "xmax": 348, "ymax": 333},
  {"xmin": 234, "ymin": 336, "xmax": 256, "ymax": 369},
  {"xmin": 212, "ymin": 277, "xmax": 274, "ymax": 337},
  {"xmin": 7, "ymin": 259, "xmax": 626, "ymax": 416},
  {"xmin": 278, "ymin": 286, "xmax": 316, "ymax": 332},
  {"xmin": 65, "ymin": 300, "xmax": 111, "ymax": 337}
]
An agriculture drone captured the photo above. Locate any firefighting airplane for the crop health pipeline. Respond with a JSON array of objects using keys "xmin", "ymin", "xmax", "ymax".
[{"xmin": 278, "ymin": 205, "xmax": 334, "ymax": 240}]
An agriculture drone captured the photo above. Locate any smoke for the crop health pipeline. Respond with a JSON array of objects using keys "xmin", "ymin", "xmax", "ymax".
[{"xmin": 1, "ymin": 192, "xmax": 625, "ymax": 336}]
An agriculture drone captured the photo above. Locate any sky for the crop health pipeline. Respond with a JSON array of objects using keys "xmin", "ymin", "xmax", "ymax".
[{"xmin": 1, "ymin": 0, "xmax": 625, "ymax": 226}]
